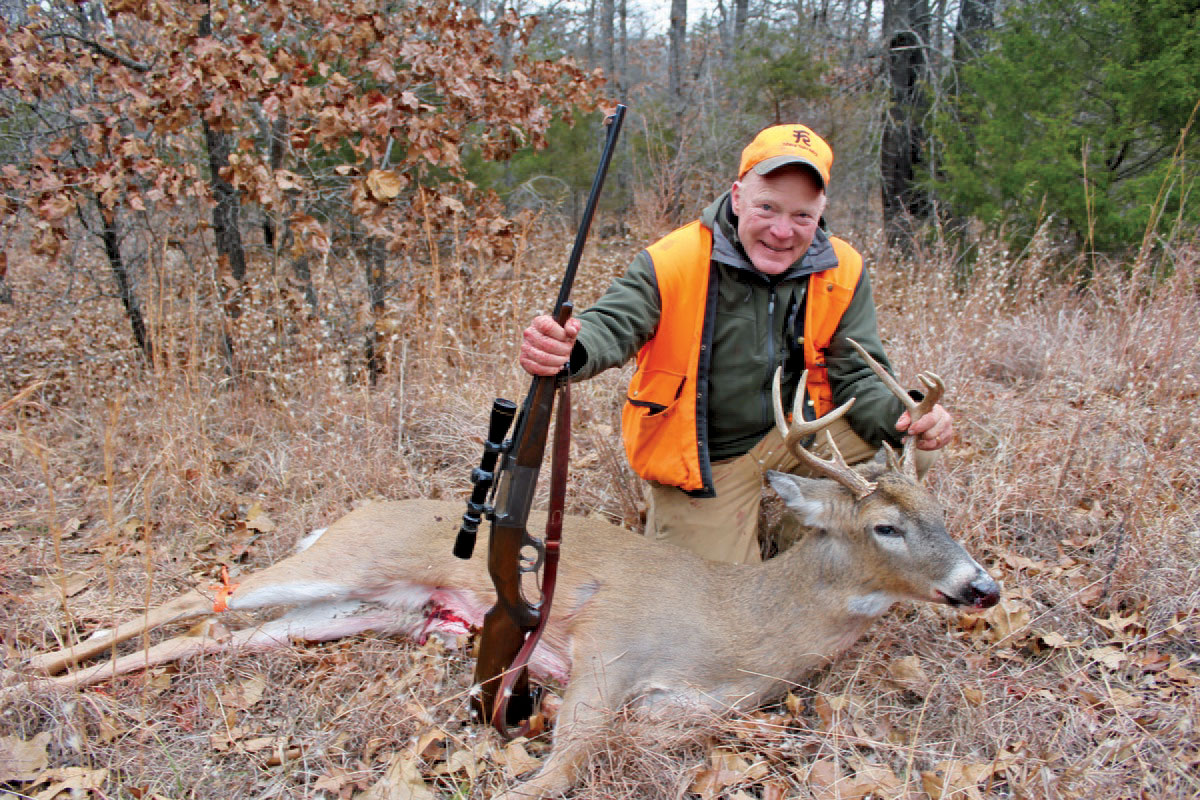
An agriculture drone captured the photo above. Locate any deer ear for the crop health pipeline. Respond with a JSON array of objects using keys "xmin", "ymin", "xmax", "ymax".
[{"xmin": 767, "ymin": 471, "xmax": 836, "ymax": 527}]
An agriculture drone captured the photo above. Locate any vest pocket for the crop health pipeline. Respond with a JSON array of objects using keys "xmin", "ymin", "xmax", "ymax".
[
  {"xmin": 623, "ymin": 367, "xmax": 693, "ymax": 486},
  {"xmin": 625, "ymin": 368, "xmax": 686, "ymax": 416}
]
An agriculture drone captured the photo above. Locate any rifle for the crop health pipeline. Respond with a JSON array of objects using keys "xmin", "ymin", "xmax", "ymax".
[{"xmin": 453, "ymin": 104, "xmax": 626, "ymax": 737}]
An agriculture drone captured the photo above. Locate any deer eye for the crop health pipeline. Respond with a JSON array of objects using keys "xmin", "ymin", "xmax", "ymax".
[{"xmin": 873, "ymin": 524, "xmax": 903, "ymax": 538}]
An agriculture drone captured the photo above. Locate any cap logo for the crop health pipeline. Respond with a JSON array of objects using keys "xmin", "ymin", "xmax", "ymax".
[{"xmin": 738, "ymin": 123, "xmax": 833, "ymax": 186}]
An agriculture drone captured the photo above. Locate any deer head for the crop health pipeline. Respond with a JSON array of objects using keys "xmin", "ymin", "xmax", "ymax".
[{"xmin": 768, "ymin": 345, "xmax": 999, "ymax": 610}]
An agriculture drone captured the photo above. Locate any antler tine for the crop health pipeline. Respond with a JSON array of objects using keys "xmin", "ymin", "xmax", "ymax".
[
  {"xmin": 915, "ymin": 371, "xmax": 945, "ymax": 418},
  {"xmin": 846, "ymin": 337, "xmax": 918, "ymax": 413},
  {"xmin": 845, "ymin": 338, "xmax": 948, "ymax": 482},
  {"xmin": 772, "ymin": 366, "xmax": 875, "ymax": 499},
  {"xmin": 771, "ymin": 366, "xmax": 855, "ymax": 439}
]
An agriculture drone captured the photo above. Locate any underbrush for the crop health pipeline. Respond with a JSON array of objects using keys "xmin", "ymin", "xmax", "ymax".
[{"xmin": 1, "ymin": 227, "xmax": 1197, "ymax": 799}]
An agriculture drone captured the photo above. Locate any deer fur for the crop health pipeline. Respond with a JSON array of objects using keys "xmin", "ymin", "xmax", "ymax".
[{"xmin": 13, "ymin": 458, "xmax": 999, "ymax": 800}]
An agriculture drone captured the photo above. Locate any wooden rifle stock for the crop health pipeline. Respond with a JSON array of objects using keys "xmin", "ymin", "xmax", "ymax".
[
  {"xmin": 467, "ymin": 105, "xmax": 626, "ymax": 735},
  {"xmin": 473, "ymin": 306, "xmax": 572, "ymax": 726}
]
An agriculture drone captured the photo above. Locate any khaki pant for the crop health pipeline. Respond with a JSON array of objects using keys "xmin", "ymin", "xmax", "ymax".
[{"xmin": 643, "ymin": 420, "xmax": 931, "ymax": 564}]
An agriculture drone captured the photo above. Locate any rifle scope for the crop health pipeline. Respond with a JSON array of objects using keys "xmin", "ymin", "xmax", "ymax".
[{"xmin": 453, "ymin": 397, "xmax": 518, "ymax": 559}]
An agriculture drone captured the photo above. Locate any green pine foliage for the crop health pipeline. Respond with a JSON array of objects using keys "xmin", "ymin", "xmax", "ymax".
[
  {"xmin": 933, "ymin": 0, "xmax": 1199, "ymax": 253},
  {"xmin": 724, "ymin": 27, "xmax": 831, "ymax": 125},
  {"xmin": 465, "ymin": 110, "xmax": 621, "ymax": 222}
]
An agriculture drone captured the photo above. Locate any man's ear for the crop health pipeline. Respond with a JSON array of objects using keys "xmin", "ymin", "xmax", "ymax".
[{"xmin": 766, "ymin": 471, "xmax": 837, "ymax": 528}]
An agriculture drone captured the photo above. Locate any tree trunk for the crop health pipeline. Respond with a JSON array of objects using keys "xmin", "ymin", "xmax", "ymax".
[
  {"xmin": 668, "ymin": 0, "xmax": 687, "ymax": 111},
  {"xmin": 199, "ymin": 6, "xmax": 247, "ymax": 283},
  {"xmin": 261, "ymin": 113, "xmax": 288, "ymax": 250},
  {"xmin": 584, "ymin": 0, "xmax": 595, "ymax": 66},
  {"xmin": 599, "ymin": 0, "xmax": 615, "ymax": 84},
  {"xmin": 99, "ymin": 208, "xmax": 153, "ymax": 360},
  {"xmin": 0, "ymin": 252, "xmax": 11, "ymax": 304},
  {"xmin": 881, "ymin": 0, "xmax": 933, "ymax": 245},
  {"xmin": 953, "ymin": 0, "xmax": 995, "ymax": 66},
  {"xmin": 257, "ymin": 111, "xmax": 318, "ymax": 313},
  {"xmin": 617, "ymin": 0, "xmax": 628, "ymax": 96},
  {"xmin": 364, "ymin": 237, "xmax": 387, "ymax": 386}
]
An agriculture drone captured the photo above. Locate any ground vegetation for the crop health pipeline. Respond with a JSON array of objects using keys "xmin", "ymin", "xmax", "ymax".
[{"xmin": 1, "ymin": 0, "xmax": 1198, "ymax": 798}]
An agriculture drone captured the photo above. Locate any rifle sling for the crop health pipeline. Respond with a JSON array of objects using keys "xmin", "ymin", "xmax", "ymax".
[{"xmin": 490, "ymin": 378, "xmax": 570, "ymax": 739}]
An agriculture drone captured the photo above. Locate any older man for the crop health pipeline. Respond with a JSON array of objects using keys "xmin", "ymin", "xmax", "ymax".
[{"xmin": 520, "ymin": 124, "xmax": 953, "ymax": 564}]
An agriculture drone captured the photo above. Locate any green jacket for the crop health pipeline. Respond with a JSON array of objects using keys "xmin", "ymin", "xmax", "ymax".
[{"xmin": 571, "ymin": 192, "xmax": 908, "ymax": 468}]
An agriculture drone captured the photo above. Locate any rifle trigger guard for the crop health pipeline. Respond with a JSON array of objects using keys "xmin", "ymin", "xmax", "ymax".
[{"xmin": 518, "ymin": 536, "xmax": 545, "ymax": 574}]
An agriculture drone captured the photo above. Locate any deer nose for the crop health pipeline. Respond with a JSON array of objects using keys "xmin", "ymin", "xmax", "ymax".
[{"xmin": 963, "ymin": 575, "xmax": 1000, "ymax": 609}]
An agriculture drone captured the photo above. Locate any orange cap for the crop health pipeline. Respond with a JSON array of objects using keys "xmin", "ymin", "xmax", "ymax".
[{"xmin": 738, "ymin": 124, "xmax": 833, "ymax": 187}]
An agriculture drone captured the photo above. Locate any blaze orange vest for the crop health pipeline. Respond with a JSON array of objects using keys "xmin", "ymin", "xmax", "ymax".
[{"xmin": 621, "ymin": 221, "xmax": 863, "ymax": 492}]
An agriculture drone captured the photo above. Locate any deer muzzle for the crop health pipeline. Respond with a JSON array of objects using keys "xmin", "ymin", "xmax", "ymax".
[{"xmin": 939, "ymin": 572, "xmax": 1001, "ymax": 609}]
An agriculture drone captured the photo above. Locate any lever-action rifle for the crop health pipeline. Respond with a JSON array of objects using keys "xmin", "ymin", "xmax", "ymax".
[{"xmin": 453, "ymin": 104, "xmax": 627, "ymax": 737}]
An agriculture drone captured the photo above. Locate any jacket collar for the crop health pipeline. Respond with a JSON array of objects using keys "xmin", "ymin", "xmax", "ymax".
[{"xmin": 702, "ymin": 191, "xmax": 839, "ymax": 280}]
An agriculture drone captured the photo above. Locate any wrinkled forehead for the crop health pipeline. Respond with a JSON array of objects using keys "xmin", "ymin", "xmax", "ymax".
[{"xmin": 736, "ymin": 168, "xmax": 826, "ymax": 209}]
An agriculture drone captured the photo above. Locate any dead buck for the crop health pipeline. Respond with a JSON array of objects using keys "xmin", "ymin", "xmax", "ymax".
[{"xmin": 13, "ymin": 348, "xmax": 999, "ymax": 800}]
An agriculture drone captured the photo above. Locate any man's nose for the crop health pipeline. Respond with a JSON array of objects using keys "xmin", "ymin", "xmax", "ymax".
[{"xmin": 769, "ymin": 218, "xmax": 793, "ymax": 239}]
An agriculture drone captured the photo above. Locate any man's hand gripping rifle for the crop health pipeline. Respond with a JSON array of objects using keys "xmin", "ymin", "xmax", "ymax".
[{"xmin": 453, "ymin": 105, "xmax": 627, "ymax": 739}]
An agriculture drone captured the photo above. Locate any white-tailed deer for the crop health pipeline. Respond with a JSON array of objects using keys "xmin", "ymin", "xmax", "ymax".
[{"xmin": 12, "ymin": 348, "xmax": 999, "ymax": 800}]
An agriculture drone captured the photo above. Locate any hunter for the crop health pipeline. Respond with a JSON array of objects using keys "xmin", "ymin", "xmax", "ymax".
[{"xmin": 520, "ymin": 123, "xmax": 953, "ymax": 564}]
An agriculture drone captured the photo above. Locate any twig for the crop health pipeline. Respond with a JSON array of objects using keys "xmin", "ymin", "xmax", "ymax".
[
  {"xmin": 44, "ymin": 32, "xmax": 152, "ymax": 72},
  {"xmin": 0, "ymin": 380, "xmax": 46, "ymax": 415}
]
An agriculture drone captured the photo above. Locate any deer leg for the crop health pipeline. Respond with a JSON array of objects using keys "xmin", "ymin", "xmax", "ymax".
[
  {"xmin": 23, "ymin": 599, "xmax": 423, "ymax": 692},
  {"xmin": 494, "ymin": 697, "xmax": 609, "ymax": 800},
  {"xmin": 27, "ymin": 552, "xmax": 365, "ymax": 677},
  {"xmin": 27, "ymin": 588, "xmax": 218, "ymax": 675},
  {"xmin": 496, "ymin": 646, "xmax": 630, "ymax": 800}
]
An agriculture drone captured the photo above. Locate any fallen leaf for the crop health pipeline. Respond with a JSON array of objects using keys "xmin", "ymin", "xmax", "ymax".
[
  {"xmin": 97, "ymin": 715, "xmax": 124, "ymax": 744},
  {"xmin": 922, "ymin": 759, "xmax": 994, "ymax": 800},
  {"xmin": 32, "ymin": 572, "xmax": 91, "ymax": 599},
  {"xmin": 314, "ymin": 768, "xmax": 357, "ymax": 794},
  {"xmin": 690, "ymin": 748, "xmax": 766, "ymax": 799},
  {"xmin": 1037, "ymin": 630, "xmax": 1079, "ymax": 649},
  {"xmin": 502, "ymin": 740, "xmax": 541, "ymax": 778},
  {"xmin": 33, "ymin": 767, "xmax": 108, "ymax": 799},
  {"xmin": 887, "ymin": 654, "xmax": 930, "ymax": 692},
  {"xmin": 436, "ymin": 747, "xmax": 479, "ymax": 779},
  {"xmin": 1088, "ymin": 646, "xmax": 1128, "ymax": 671},
  {"xmin": 413, "ymin": 729, "xmax": 445, "ymax": 761},
  {"xmin": 366, "ymin": 170, "xmax": 403, "ymax": 202},
  {"xmin": 805, "ymin": 758, "xmax": 844, "ymax": 799},
  {"xmin": 1165, "ymin": 660, "xmax": 1200, "ymax": 686},
  {"xmin": 962, "ymin": 685, "xmax": 985, "ymax": 706},
  {"xmin": 245, "ymin": 503, "xmax": 275, "ymax": 533},
  {"xmin": 1094, "ymin": 610, "xmax": 1143, "ymax": 638},
  {"xmin": 845, "ymin": 760, "xmax": 902, "ymax": 797},
  {"xmin": 0, "ymin": 731, "xmax": 51, "ymax": 782},
  {"xmin": 1105, "ymin": 686, "xmax": 1141, "ymax": 709},
  {"xmin": 984, "ymin": 597, "xmax": 1031, "ymax": 643},
  {"xmin": 357, "ymin": 754, "xmax": 433, "ymax": 800},
  {"xmin": 761, "ymin": 782, "xmax": 788, "ymax": 800},
  {"xmin": 221, "ymin": 674, "xmax": 268, "ymax": 710}
]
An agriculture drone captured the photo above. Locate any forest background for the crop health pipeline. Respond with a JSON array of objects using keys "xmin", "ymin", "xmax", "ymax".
[{"xmin": 1, "ymin": 0, "xmax": 1198, "ymax": 798}]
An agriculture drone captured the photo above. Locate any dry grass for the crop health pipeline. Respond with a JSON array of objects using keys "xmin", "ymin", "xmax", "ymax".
[{"xmin": 1, "ymin": 220, "xmax": 1198, "ymax": 799}]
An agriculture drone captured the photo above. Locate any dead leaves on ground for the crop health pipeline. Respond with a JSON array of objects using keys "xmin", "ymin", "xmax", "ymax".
[
  {"xmin": 0, "ymin": 732, "xmax": 107, "ymax": 799},
  {"xmin": 7, "ymin": 569, "xmax": 1195, "ymax": 799}
]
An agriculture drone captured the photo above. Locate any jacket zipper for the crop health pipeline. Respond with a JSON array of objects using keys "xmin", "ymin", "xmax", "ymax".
[{"xmin": 763, "ymin": 288, "xmax": 776, "ymax": 427}]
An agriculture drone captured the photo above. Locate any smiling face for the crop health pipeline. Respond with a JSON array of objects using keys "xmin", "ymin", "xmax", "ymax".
[{"xmin": 730, "ymin": 166, "xmax": 826, "ymax": 276}]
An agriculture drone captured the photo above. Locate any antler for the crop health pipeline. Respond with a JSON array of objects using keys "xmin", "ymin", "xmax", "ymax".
[
  {"xmin": 772, "ymin": 367, "xmax": 876, "ymax": 499},
  {"xmin": 845, "ymin": 338, "xmax": 945, "ymax": 480}
]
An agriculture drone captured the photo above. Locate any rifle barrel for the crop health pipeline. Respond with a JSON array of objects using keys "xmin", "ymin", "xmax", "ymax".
[{"xmin": 552, "ymin": 104, "xmax": 627, "ymax": 315}]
